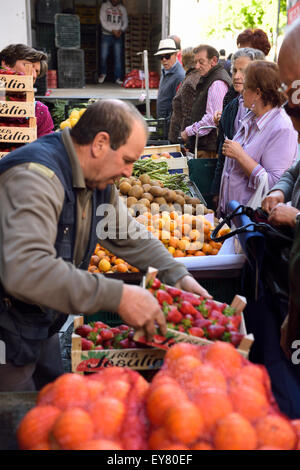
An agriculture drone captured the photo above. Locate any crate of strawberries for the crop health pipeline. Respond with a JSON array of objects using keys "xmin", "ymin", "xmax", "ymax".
[
  {"xmin": 133, "ymin": 269, "xmax": 253, "ymax": 358},
  {"xmin": 72, "ymin": 316, "xmax": 165, "ymax": 374}
]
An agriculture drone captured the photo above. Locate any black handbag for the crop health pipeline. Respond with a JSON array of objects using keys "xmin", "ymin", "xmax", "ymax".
[{"xmin": 211, "ymin": 203, "xmax": 294, "ymax": 300}]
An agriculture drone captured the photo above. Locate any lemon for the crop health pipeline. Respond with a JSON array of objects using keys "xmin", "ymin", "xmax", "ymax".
[
  {"xmin": 60, "ymin": 119, "xmax": 71, "ymax": 130},
  {"xmin": 69, "ymin": 109, "xmax": 80, "ymax": 119},
  {"xmin": 70, "ymin": 117, "xmax": 78, "ymax": 127},
  {"xmin": 98, "ymin": 258, "xmax": 111, "ymax": 272},
  {"xmin": 79, "ymin": 108, "xmax": 86, "ymax": 116}
]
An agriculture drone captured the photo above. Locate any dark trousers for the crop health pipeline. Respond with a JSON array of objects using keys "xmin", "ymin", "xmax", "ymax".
[{"xmin": 0, "ymin": 333, "xmax": 64, "ymax": 391}]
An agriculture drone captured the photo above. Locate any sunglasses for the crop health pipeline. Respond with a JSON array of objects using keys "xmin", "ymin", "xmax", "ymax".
[
  {"xmin": 283, "ymin": 100, "xmax": 300, "ymax": 119},
  {"xmin": 160, "ymin": 54, "xmax": 172, "ymax": 60}
]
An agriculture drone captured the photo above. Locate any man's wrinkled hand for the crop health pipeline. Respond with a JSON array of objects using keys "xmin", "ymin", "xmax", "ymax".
[
  {"xmin": 175, "ymin": 275, "xmax": 212, "ymax": 299},
  {"xmin": 118, "ymin": 284, "xmax": 166, "ymax": 341},
  {"xmin": 268, "ymin": 203, "xmax": 299, "ymax": 228},
  {"xmin": 261, "ymin": 190, "xmax": 285, "ymax": 214}
]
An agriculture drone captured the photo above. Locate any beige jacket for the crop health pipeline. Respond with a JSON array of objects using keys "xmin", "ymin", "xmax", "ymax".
[{"xmin": 0, "ymin": 129, "xmax": 188, "ymax": 316}]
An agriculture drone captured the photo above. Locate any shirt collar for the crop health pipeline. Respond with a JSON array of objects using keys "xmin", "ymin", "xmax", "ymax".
[
  {"xmin": 162, "ymin": 60, "xmax": 179, "ymax": 75},
  {"xmin": 240, "ymin": 106, "xmax": 280, "ymax": 132},
  {"xmin": 61, "ymin": 128, "xmax": 86, "ymax": 189}
]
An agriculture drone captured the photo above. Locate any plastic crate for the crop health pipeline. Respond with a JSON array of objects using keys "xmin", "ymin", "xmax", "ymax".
[
  {"xmin": 146, "ymin": 118, "xmax": 169, "ymax": 140},
  {"xmin": 57, "ymin": 48, "xmax": 85, "ymax": 88},
  {"xmin": 36, "ymin": 0, "xmax": 60, "ymax": 24},
  {"xmin": 55, "ymin": 14, "xmax": 81, "ymax": 49}
]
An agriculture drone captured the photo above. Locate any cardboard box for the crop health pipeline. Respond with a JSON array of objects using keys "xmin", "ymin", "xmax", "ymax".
[
  {"xmin": 142, "ymin": 144, "xmax": 188, "ymax": 175},
  {"xmin": 0, "ymin": 101, "xmax": 35, "ymax": 118},
  {"xmin": 71, "ymin": 315, "xmax": 165, "ymax": 374}
]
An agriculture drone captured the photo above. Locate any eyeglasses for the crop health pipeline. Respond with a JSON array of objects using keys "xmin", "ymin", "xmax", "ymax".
[
  {"xmin": 283, "ymin": 100, "xmax": 300, "ymax": 119},
  {"xmin": 160, "ymin": 54, "xmax": 172, "ymax": 60}
]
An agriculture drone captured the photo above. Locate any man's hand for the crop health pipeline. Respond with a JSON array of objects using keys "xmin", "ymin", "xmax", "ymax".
[
  {"xmin": 175, "ymin": 275, "xmax": 212, "ymax": 299},
  {"xmin": 118, "ymin": 284, "xmax": 166, "ymax": 340},
  {"xmin": 180, "ymin": 130, "xmax": 188, "ymax": 142},
  {"xmin": 213, "ymin": 111, "xmax": 222, "ymax": 126},
  {"xmin": 261, "ymin": 190, "xmax": 285, "ymax": 214},
  {"xmin": 268, "ymin": 203, "xmax": 299, "ymax": 228}
]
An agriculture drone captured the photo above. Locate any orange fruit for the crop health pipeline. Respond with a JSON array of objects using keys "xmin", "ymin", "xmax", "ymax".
[
  {"xmin": 170, "ymin": 211, "xmax": 179, "ymax": 220},
  {"xmin": 168, "ymin": 246, "xmax": 175, "ymax": 256},
  {"xmin": 116, "ymin": 263, "xmax": 128, "ymax": 273},
  {"xmin": 185, "ymin": 363, "xmax": 227, "ymax": 395},
  {"xmin": 102, "ymin": 379, "xmax": 131, "ymax": 401},
  {"xmin": 148, "ymin": 427, "xmax": 174, "ymax": 450},
  {"xmin": 169, "ymin": 236, "xmax": 179, "ymax": 248},
  {"xmin": 95, "ymin": 250, "xmax": 106, "ymax": 259},
  {"xmin": 169, "ymin": 355, "xmax": 202, "ymax": 381},
  {"xmin": 88, "ymin": 265, "xmax": 99, "ymax": 273},
  {"xmin": 90, "ymin": 397, "xmax": 125, "ymax": 439},
  {"xmin": 165, "ymin": 343, "xmax": 199, "ymax": 363},
  {"xmin": 255, "ymin": 415, "xmax": 296, "ymax": 450},
  {"xmin": 202, "ymin": 242, "xmax": 213, "ymax": 255},
  {"xmin": 214, "ymin": 412, "xmax": 258, "ymax": 450},
  {"xmin": 177, "ymin": 239, "xmax": 190, "ymax": 251},
  {"xmin": 51, "ymin": 407, "xmax": 94, "ymax": 450},
  {"xmin": 195, "ymin": 250, "xmax": 205, "ymax": 256},
  {"xmin": 162, "ymin": 443, "xmax": 190, "ymax": 450},
  {"xmin": 146, "ymin": 383, "xmax": 187, "ymax": 426},
  {"xmin": 189, "ymin": 229, "xmax": 201, "ymax": 241},
  {"xmin": 50, "ymin": 373, "xmax": 90, "ymax": 410},
  {"xmin": 86, "ymin": 379, "xmax": 106, "ymax": 402},
  {"xmin": 114, "ymin": 258, "xmax": 125, "ymax": 265},
  {"xmin": 181, "ymin": 214, "xmax": 193, "ymax": 225},
  {"xmin": 193, "ymin": 390, "xmax": 233, "ymax": 431},
  {"xmin": 229, "ymin": 383, "xmax": 269, "ymax": 422},
  {"xmin": 77, "ymin": 439, "xmax": 123, "ymax": 450},
  {"xmin": 231, "ymin": 365, "xmax": 266, "ymax": 395},
  {"xmin": 164, "ymin": 401, "xmax": 204, "ymax": 445},
  {"xmin": 174, "ymin": 249, "xmax": 185, "ymax": 257},
  {"xmin": 192, "ymin": 441, "xmax": 213, "ymax": 450},
  {"xmin": 17, "ymin": 405, "xmax": 61, "ymax": 450},
  {"xmin": 37, "ymin": 382, "xmax": 54, "ymax": 406},
  {"xmin": 204, "ymin": 341, "xmax": 243, "ymax": 378}
]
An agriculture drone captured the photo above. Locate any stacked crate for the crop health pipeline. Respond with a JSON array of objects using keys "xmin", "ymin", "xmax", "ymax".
[
  {"xmin": 0, "ymin": 65, "xmax": 37, "ymax": 159},
  {"xmin": 125, "ymin": 14, "xmax": 157, "ymax": 75}
]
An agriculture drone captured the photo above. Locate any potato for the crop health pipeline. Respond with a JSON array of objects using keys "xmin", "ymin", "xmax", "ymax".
[
  {"xmin": 128, "ymin": 185, "xmax": 144, "ymax": 199},
  {"xmin": 174, "ymin": 195, "xmax": 185, "ymax": 206},
  {"xmin": 138, "ymin": 198, "xmax": 151, "ymax": 208},
  {"xmin": 149, "ymin": 186, "xmax": 164, "ymax": 197},
  {"xmin": 119, "ymin": 181, "xmax": 132, "ymax": 195},
  {"xmin": 150, "ymin": 179, "xmax": 161, "ymax": 187},
  {"xmin": 143, "ymin": 192, "xmax": 154, "ymax": 202},
  {"xmin": 126, "ymin": 196, "xmax": 138, "ymax": 208},
  {"xmin": 153, "ymin": 197, "xmax": 167, "ymax": 205},
  {"xmin": 139, "ymin": 174, "xmax": 151, "ymax": 185},
  {"xmin": 143, "ymin": 183, "xmax": 151, "ymax": 193},
  {"xmin": 165, "ymin": 190, "xmax": 177, "ymax": 203},
  {"xmin": 185, "ymin": 196, "xmax": 201, "ymax": 205},
  {"xmin": 175, "ymin": 189, "xmax": 186, "ymax": 197}
]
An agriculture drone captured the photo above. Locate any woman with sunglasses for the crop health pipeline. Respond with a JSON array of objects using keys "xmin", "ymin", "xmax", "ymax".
[{"xmin": 218, "ymin": 60, "xmax": 298, "ymax": 217}]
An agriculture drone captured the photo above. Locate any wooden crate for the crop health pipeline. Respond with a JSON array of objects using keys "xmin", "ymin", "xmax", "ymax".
[
  {"xmin": 71, "ymin": 315, "xmax": 165, "ymax": 375},
  {"xmin": 0, "ymin": 65, "xmax": 37, "ymax": 152}
]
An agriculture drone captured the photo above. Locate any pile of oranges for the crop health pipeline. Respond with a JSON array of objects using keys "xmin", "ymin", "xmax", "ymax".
[
  {"xmin": 17, "ymin": 341, "xmax": 300, "ymax": 450},
  {"xmin": 146, "ymin": 342, "xmax": 298, "ymax": 450},
  {"xmin": 88, "ymin": 243, "xmax": 140, "ymax": 274},
  {"xmin": 135, "ymin": 211, "xmax": 227, "ymax": 257},
  {"xmin": 17, "ymin": 368, "xmax": 149, "ymax": 450}
]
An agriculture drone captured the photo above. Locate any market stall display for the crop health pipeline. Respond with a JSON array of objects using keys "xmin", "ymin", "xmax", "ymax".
[
  {"xmin": 0, "ymin": 65, "xmax": 37, "ymax": 158},
  {"xmin": 88, "ymin": 242, "xmax": 140, "ymax": 274}
]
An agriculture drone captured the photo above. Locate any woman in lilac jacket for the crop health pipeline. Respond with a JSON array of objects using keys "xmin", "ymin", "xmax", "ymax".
[{"xmin": 218, "ymin": 60, "xmax": 298, "ymax": 216}]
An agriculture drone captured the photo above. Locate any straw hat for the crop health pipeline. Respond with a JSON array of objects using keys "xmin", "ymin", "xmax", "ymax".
[{"xmin": 154, "ymin": 38, "xmax": 179, "ymax": 56}]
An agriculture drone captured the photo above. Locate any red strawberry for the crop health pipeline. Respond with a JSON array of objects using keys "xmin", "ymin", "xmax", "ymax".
[
  {"xmin": 119, "ymin": 325, "xmax": 130, "ymax": 331},
  {"xmin": 166, "ymin": 287, "xmax": 182, "ymax": 298},
  {"xmin": 209, "ymin": 310, "xmax": 228, "ymax": 326},
  {"xmin": 206, "ymin": 324, "xmax": 226, "ymax": 340},
  {"xmin": 179, "ymin": 301, "xmax": 199, "ymax": 316},
  {"xmin": 94, "ymin": 345, "xmax": 103, "ymax": 350},
  {"xmin": 75, "ymin": 325, "xmax": 93, "ymax": 338},
  {"xmin": 119, "ymin": 338, "xmax": 130, "ymax": 349},
  {"xmin": 100, "ymin": 329, "xmax": 114, "ymax": 341},
  {"xmin": 229, "ymin": 331, "xmax": 244, "ymax": 347},
  {"xmin": 94, "ymin": 321, "xmax": 108, "ymax": 329},
  {"xmin": 231, "ymin": 314, "xmax": 242, "ymax": 329},
  {"xmin": 81, "ymin": 338, "xmax": 94, "ymax": 350},
  {"xmin": 148, "ymin": 278, "xmax": 162, "ymax": 290},
  {"xmin": 156, "ymin": 290, "xmax": 173, "ymax": 305},
  {"xmin": 110, "ymin": 327, "xmax": 121, "ymax": 335},
  {"xmin": 177, "ymin": 325, "xmax": 185, "ymax": 332},
  {"xmin": 225, "ymin": 322, "xmax": 238, "ymax": 333},
  {"xmin": 167, "ymin": 307, "xmax": 183, "ymax": 324},
  {"xmin": 188, "ymin": 327, "xmax": 204, "ymax": 337},
  {"xmin": 180, "ymin": 292, "xmax": 202, "ymax": 306},
  {"xmin": 194, "ymin": 318, "xmax": 212, "ymax": 329}
]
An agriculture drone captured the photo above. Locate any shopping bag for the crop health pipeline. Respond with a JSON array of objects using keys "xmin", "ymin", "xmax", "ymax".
[{"xmin": 247, "ymin": 172, "xmax": 269, "ymax": 210}]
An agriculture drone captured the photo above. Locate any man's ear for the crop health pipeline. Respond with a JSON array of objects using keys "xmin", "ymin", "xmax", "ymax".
[
  {"xmin": 211, "ymin": 56, "xmax": 218, "ymax": 67},
  {"xmin": 91, "ymin": 131, "xmax": 111, "ymax": 157}
]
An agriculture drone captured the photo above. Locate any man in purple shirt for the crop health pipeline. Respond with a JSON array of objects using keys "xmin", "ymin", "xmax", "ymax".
[{"xmin": 181, "ymin": 45, "xmax": 231, "ymax": 157}]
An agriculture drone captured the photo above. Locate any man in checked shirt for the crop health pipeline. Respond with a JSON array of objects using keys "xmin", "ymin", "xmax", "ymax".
[{"xmin": 181, "ymin": 45, "xmax": 232, "ymax": 158}]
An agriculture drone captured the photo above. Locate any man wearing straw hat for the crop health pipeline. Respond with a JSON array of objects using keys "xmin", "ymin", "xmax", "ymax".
[{"xmin": 155, "ymin": 38, "xmax": 185, "ymax": 123}]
